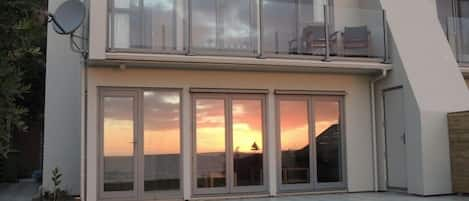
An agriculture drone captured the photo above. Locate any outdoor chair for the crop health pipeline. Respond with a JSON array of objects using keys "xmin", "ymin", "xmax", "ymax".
[
  {"xmin": 342, "ymin": 26, "xmax": 370, "ymax": 57},
  {"xmin": 288, "ymin": 25, "xmax": 338, "ymax": 55}
]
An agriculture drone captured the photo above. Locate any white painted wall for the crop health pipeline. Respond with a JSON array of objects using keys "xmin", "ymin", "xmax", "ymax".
[
  {"xmin": 375, "ymin": 43, "xmax": 420, "ymax": 192},
  {"xmin": 85, "ymin": 68, "xmax": 375, "ymax": 201},
  {"xmin": 89, "ymin": 0, "xmax": 106, "ymax": 60},
  {"xmin": 44, "ymin": 0, "xmax": 83, "ymax": 195},
  {"xmin": 378, "ymin": 0, "xmax": 469, "ymax": 195}
]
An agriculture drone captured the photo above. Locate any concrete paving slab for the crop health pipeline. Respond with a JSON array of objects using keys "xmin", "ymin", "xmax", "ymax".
[{"xmin": 0, "ymin": 179, "xmax": 39, "ymax": 201}]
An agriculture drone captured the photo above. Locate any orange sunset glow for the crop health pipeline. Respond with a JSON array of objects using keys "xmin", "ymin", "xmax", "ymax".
[
  {"xmin": 279, "ymin": 99, "xmax": 340, "ymax": 152},
  {"xmin": 196, "ymin": 98, "xmax": 264, "ymax": 154},
  {"xmin": 280, "ymin": 100, "xmax": 309, "ymax": 151},
  {"xmin": 232, "ymin": 100, "xmax": 263, "ymax": 153},
  {"xmin": 103, "ymin": 95, "xmax": 339, "ymax": 157},
  {"xmin": 143, "ymin": 91, "xmax": 181, "ymax": 155},
  {"xmin": 103, "ymin": 97, "xmax": 135, "ymax": 157}
]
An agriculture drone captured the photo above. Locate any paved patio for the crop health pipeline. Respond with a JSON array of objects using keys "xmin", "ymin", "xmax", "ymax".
[
  {"xmin": 0, "ymin": 179, "xmax": 39, "ymax": 201},
  {"xmin": 0, "ymin": 183, "xmax": 467, "ymax": 201},
  {"xmin": 237, "ymin": 192, "xmax": 468, "ymax": 201}
]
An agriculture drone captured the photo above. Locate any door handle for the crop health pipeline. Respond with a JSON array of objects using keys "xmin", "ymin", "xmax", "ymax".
[{"xmin": 401, "ymin": 133, "xmax": 406, "ymax": 144}]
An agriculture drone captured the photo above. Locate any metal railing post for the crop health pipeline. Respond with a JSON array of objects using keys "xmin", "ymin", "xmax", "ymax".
[
  {"xmin": 162, "ymin": 24, "xmax": 166, "ymax": 50},
  {"xmin": 186, "ymin": 0, "xmax": 192, "ymax": 55},
  {"xmin": 382, "ymin": 10, "xmax": 390, "ymax": 64},
  {"xmin": 323, "ymin": 4, "xmax": 331, "ymax": 62},
  {"xmin": 275, "ymin": 32, "xmax": 279, "ymax": 54},
  {"xmin": 257, "ymin": 0, "xmax": 264, "ymax": 58}
]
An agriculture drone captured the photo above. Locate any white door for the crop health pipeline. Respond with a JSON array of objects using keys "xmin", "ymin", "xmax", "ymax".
[{"xmin": 383, "ymin": 88, "xmax": 407, "ymax": 189}]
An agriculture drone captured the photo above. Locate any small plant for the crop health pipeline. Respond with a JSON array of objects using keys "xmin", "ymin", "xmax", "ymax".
[
  {"xmin": 35, "ymin": 167, "xmax": 72, "ymax": 201},
  {"xmin": 51, "ymin": 167, "xmax": 62, "ymax": 201}
]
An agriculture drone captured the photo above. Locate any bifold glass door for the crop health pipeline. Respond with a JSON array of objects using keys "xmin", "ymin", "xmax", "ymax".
[
  {"xmin": 193, "ymin": 94, "xmax": 267, "ymax": 194},
  {"xmin": 101, "ymin": 91, "xmax": 138, "ymax": 199},
  {"xmin": 277, "ymin": 95, "xmax": 344, "ymax": 192},
  {"xmin": 100, "ymin": 89, "xmax": 182, "ymax": 200}
]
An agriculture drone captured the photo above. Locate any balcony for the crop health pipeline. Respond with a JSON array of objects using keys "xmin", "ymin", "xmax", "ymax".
[{"xmin": 105, "ymin": 0, "xmax": 389, "ymax": 64}]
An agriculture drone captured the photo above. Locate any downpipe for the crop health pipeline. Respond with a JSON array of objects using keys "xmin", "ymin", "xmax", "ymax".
[
  {"xmin": 82, "ymin": 0, "xmax": 89, "ymax": 200},
  {"xmin": 370, "ymin": 68, "xmax": 388, "ymax": 192}
]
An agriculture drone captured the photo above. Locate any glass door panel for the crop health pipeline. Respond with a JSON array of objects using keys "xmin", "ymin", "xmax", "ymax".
[
  {"xmin": 143, "ymin": 91, "xmax": 181, "ymax": 193},
  {"xmin": 314, "ymin": 99, "xmax": 342, "ymax": 184},
  {"xmin": 102, "ymin": 96, "xmax": 136, "ymax": 193},
  {"xmin": 232, "ymin": 99, "xmax": 264, "ymax": 187},
  {"xmin": 279, "ymin": 99, "xmax": 310, "ymax": 185},
  {"xmin": 277, "ymin": 95, "xmax": 345, "ymax": 192},
  {"xmin": 195, "ymin": 99, "xmax": 227, "ymax": 189},
  {"xmin": 193, "ymin": 95, "xmax": 267, "ymax": 194}
]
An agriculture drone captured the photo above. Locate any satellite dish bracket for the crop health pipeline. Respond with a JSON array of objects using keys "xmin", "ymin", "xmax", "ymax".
[
  {"xmin": 47, "ymin": 0, "xmax": 88, "ymax": 58},
  {"xmin": 48, "ymin": 14, "xmax": 67, "ymax": 34}
]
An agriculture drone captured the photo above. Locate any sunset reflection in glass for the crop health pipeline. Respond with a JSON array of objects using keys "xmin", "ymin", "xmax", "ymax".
[
  {"xmin": 232, "ymin": 99, "xmax": 263, "ymax": 186},
  {"xmin": 315, "ymin": 100, "xmax": 341, "ymax": 183},
  {"xmin": 196, "ymin": 99, "xmax": 226, "ymax": 188},
  {"xmin": 103, "ymin": 96, "xmax": 135, "ymax": 192},
  {"xmin": 279, "ymin": 100, "xmax": 310, "ymax": 184},
  {"xmin": 143, "ymin": 91, "xmax": 181, "ymax": 191}
]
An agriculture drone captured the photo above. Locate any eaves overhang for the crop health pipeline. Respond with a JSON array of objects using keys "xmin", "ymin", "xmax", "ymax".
[{"xmin": 87, "ymin": 52, "xmax": 392, "ymax": 75}]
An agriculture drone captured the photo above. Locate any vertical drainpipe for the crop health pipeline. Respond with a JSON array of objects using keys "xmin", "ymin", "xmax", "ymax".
[
  {"xmin": 82, "ymin": 53, "xmax": 88, "ymax": 201},
  {"xmin": 82, "ymin": 0, "xmax": 90, "ymax": 200},
  {"xmin": 370, "ymin": 68, "xmax": 387, "ymax": 192}
]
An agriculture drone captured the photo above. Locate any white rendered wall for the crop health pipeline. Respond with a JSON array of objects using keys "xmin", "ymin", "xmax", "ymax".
[
  {"xmin": 375, "ymin": 43, "xmax": 421, "ymax": 192},
  {"xmin": 44, "ymin": 0, "xmax": 82, "ymax": 195},
  {"xmin": 379, "ymin": 0, "xmax": 469, "ymax": 195},
  {"xmin": 85, "ymin": 68, "xmax": 375, "ymax": 201}
]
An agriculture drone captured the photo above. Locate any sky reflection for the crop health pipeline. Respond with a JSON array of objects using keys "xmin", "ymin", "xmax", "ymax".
[{"xmin": 103, "ymin": 94, "xmax": 339, "ymax": 157}]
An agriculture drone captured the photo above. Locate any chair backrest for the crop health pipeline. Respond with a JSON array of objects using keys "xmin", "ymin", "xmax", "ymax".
[
  {"xmin": 302, "ymin": 25, "xmax": 325, "ymax": 41},
  {"xmin": 343, "ymin": 26, "xmax": 368, "ymax": 42}
]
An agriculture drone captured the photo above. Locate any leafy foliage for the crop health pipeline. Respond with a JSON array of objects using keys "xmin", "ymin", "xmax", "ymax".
[
  {"xmin": 34, "ymin": 167, "xmax": 73, "ymax": 201},
  {"xmin": 0, "ymin": 0, "xmax": 46, "ymax": 158},
  {"xmin": 51, "ymin": 167, "xmax": 62, "ymax": 201}
]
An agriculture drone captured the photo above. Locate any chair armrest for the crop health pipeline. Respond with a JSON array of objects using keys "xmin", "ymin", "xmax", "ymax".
[
  {"xmin": 330, "ymin": 31, "xmax": 339, "ymax": 40},
  {"xmin": 288, "ymin": 38, "xmax": 298, "ymax": 46}
]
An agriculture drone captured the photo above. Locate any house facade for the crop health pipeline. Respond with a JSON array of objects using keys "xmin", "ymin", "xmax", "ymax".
[{"xmin": 43, "ymin": 0, "xmax": 469, "ymax": 201}]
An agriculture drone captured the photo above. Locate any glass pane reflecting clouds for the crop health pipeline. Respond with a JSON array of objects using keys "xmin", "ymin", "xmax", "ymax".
[
  {"xmin": 142, "ymin": 0, "xmax": 184, "ymax": 50},
  {"xmin": 103, "ymin": 97, "xmax": 135, "ymax": 191},
  {"xmin": 196, "ymin": 99, "xmax": 226, "ymax": 188},
  {"xmin": 315, "ymin": 100, "xmax": 341, "ymax": 183},
  {"xmin": 279, "ymin": 100, "xmax": 310, "ymax": 184},
  {"xmin": 113, "ymin": 13, "xmax": 130, "ymax": 48},
  {"xmin": 232, "ymin": 100, "xmax": 263, "ymax": 186},
  {"xmin": 144, "ymin": 91, "xmax": 181, "ymax": 191},
  {"xmin": 191, "ymin": 0, "xmax": 217, "ymax": 49},
  {"xmin": 109, "ymin": 0, "xmax": 184, "ymax": 51},
  {"xmin": 263, "ymin": 0, "xmax": 327, "ymax": 55},
  {"xmin": 222, "ymin": 0, "xmax": 258, "ymax": 51},
  {"xmin": 191, "ymin": 0, "xmax": 258, "ymax": 53}
]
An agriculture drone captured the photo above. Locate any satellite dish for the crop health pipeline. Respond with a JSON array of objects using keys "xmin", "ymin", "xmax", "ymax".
[{"xmin": 50, "ymin": 0, "xmax": 86, "ymax": 35}]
